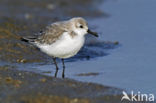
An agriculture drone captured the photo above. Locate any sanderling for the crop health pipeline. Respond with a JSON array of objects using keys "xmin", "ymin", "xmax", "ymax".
[{"xmin": 21, "ymin": 17, "xmax": 98, "ymax": 78}]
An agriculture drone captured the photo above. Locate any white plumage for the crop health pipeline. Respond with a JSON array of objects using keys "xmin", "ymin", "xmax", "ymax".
[{"xmin": 37, "ymin": 32, "xmax": 85, "ymax": 58}]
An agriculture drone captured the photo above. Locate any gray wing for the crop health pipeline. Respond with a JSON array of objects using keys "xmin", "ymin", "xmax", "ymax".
[
  {"xmin": 21, "ymin": 22, "xmax": 68, "ymax": 44},
  {"xmin": 35, "ymin": 22, "xmax": 68, "ymax": 45}
]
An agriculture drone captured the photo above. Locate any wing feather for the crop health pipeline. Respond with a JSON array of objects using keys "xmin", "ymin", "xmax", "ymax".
[{"xmin": 35, "ymin": 22, "xmax": 68, "ymax": 44}]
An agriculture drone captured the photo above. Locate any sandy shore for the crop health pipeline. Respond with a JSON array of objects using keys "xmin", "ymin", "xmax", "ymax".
[{"xmin": 0, "ymin": 66, "xmax": 122, "ymax": 103}]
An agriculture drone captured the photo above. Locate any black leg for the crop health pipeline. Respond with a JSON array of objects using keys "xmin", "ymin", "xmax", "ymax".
[
  {"xmin": 53, "ymin": 58, "xmax": 59, "ymax": 77},
  {"xmin": 61, "ymin": 59, "xmax": 65, "ymax": 78}
]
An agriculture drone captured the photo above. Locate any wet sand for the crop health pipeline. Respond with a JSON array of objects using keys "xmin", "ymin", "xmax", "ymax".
[{"xmin": 0, "ymin": 66, "xmax": 122, "ymax": 103}]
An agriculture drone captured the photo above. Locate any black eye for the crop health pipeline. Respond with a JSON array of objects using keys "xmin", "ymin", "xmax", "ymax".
[{"xmin": 80, "ymin": 25, "xmax": 83, "ymax": 28}]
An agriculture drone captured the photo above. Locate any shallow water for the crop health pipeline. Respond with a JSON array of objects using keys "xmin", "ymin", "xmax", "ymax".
[{"xmin": 88, "ymin": 0, "xmax": 156, "ymax": 95}]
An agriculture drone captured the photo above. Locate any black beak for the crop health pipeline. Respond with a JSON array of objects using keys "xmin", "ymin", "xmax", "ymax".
[{"xmin": 87, "ymin": 29, "xmax": 98, "ymax": 37}]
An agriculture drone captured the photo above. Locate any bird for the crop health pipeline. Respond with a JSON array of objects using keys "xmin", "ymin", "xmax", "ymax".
[{"xmin": 21, "ymin": 17, "xmax": 98, "ymax": 78}]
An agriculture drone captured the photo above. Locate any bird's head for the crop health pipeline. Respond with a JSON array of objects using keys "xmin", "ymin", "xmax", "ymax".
[{"xmin": 70, "ymin": 17, "xmax": 98, "ymax": 37}]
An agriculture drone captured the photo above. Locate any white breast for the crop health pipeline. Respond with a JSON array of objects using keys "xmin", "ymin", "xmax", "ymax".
[{"xmin": 37, "ymin": 32, "xmax": 85, "ymax": 58}]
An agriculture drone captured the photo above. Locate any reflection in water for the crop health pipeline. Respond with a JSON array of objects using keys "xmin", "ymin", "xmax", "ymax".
[
  {"xmin": 53, "ymin": 58, "xmax": 66, "ymax": 78},
  {"xmin": 67, "ymin": 40, "xmax": 120, "ymax": 62}
]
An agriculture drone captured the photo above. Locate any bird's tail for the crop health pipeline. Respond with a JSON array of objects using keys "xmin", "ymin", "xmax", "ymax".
[{"xmin": 21, "ymin": 36, "xmax": 37, "ymax": 43}]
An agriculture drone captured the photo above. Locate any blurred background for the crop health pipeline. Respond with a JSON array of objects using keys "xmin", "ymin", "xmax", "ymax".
[{"xmin": 0, "ymin": 0, "xmax": 156, "ymax": 102}]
